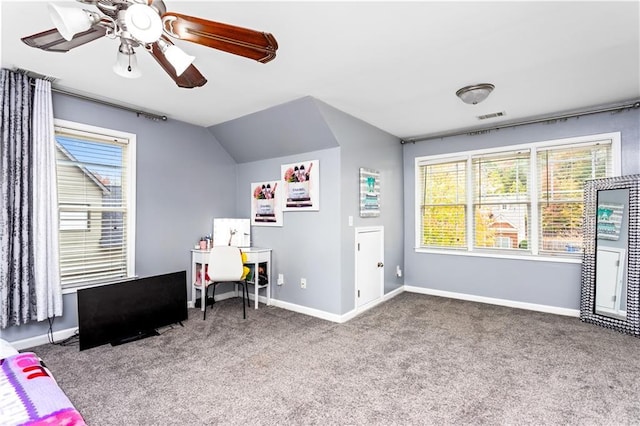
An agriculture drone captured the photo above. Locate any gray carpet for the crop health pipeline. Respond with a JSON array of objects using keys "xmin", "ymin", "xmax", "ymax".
[{"xmin": 32, "ymin": 292, "xmax": 640, "ymax": 425}]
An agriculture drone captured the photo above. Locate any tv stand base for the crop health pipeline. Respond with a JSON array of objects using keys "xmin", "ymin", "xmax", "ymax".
[{"xmin": 110, "ymin": 329, "xmax": 160, "ymax": 347}]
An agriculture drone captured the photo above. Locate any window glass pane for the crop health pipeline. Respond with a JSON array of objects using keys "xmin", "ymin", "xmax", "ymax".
[
  {"xmin": 538, "ymin": 143, "xmax": 611, "ymax": 203},
  {"xmin": 473, "ymin": 152, "xmax": 530, "ymax": 250},
  {"xmin": 55, "ymin": 129, "xmax": 130, "ymax": 286},
  {"xmin": 419, "ymin": 160, "xmax": 466, "ymax": 248},
  {"xmin": 539, "ymin": 202, "xmax": 583, "ymax": 253},
  {"xmin": 537, "ymin": 142, "xmax": 611, "ymax": 255},
  {"xmin": 474, "ymin": 204, "xmax": 530, "ymax": 250},
  {"xmin": 422, "ymin": 205, "xmax": 466, "ymax": 248}
]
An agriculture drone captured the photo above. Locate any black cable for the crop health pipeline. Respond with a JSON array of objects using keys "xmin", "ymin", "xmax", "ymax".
[{"xmin": 46, "ymin": 316, "xmax": 79, "ymax": 346}]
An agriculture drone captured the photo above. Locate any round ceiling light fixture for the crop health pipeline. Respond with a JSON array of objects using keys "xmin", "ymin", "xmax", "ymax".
[{"xmin": 456, "ymin": 83, "xmax": 495, "ymax": 105}]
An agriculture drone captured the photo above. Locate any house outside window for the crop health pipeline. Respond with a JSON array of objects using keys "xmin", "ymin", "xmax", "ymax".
[
  {"xmin": 415, "ymin": 133, "xmax": 620, "ymax": 260},
  {"xmin": 55, "ymin": 119, "xmax": 136, "ymax": 287},
  {"xmin": 59, "ymin": 204, "xmax": 89, "ymax": 231}
]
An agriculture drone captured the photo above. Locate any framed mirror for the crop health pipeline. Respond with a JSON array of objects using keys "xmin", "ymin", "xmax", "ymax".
[{"xmin": 580, "ymin": 174, "xmax": 640, "ymax": 336}]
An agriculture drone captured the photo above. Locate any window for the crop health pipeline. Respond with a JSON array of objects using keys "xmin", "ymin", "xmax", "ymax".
[
  {"xmin": 419, "ymin": 159, "xmax": 467, "ymax": 248},
  {"xmin": 416, "ymin": 133, "xmax": 619, "ymax": 259},
  {"xmin": 537, "ymin": 143, "xmax": 612, "ymax": 255},
  {"xmin": 55, "ymin": 120, "xmax": 136, "ymax": 287},
  {"xmin": 473, "ymin": 150, "xmax": 530, "ymax": 251}
]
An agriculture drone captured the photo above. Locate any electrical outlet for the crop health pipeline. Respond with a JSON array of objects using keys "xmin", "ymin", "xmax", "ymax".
[
  {"xmin": 300, "ymin": 278, "xmax": 307, "ymax": 289},
  {"xmin": 396, "ymin": 265, "xmax": 402, "ymax": 278},
  {"xmin": 277, "ymin": 274, "xmax": 284, "ymax": 285}
]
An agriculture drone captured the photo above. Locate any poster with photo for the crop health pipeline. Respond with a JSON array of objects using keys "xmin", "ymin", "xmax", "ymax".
[
  {"xmin": 281, "ymin": 160, "xmax": 319, "ymax": 211},
  {"xmin": 250, "ymin": 181, "xmax": 283, "ymax": 227}
]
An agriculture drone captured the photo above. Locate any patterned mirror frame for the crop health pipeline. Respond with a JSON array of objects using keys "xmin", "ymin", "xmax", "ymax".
[{"xmin": 580, "ymin": 174, "xmax": 640, "ymax": 336}]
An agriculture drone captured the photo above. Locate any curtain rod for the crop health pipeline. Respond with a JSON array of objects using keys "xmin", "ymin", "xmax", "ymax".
[
  {"xmin": 18, "ymin": 68, "xmax": 168, "ymax": 122},
  {"xmin": 400, "ymin": 100, "xmax": 640, "ymax": 144},
  {"xmin": 49, "ymin": 86, "xmax": 168, "ymax": 122}
]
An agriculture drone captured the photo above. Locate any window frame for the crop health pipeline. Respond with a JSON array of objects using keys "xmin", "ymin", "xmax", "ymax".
[
  {"xmin": 54, "ymin": 119, "xmax": 137, "ymax": 292},
  {"xmin": 414, "ymin": 132, "xmax": 621, "ymax": 263}
]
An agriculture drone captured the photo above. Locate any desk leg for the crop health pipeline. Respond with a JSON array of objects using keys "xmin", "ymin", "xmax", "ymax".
[
  {"xmin": 254, "ymin": 261, "xmax": 259, "ymax": 310},
  {"xmin": 191, "ymin": 260, "xmax": 197, "ymax": 308},
  {"xmin": 200, "ymin": 263, "xmax": 206, "ymax": 312},
  {"xmin": 266, "ymin": 255, "xmax": 271, "ymax": 306}
]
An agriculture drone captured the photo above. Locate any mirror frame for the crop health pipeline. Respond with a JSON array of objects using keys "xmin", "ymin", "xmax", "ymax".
[{"xmin": 580, "ymin": 174, "xmax": 640, "ymax": 336}]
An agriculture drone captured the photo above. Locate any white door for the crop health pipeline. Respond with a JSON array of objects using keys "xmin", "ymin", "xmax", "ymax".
[
  {"xmin": 355, "ymin": 227, "xmax": 384, "ymax": 308},
  {"xmin": 595, "ymin": 247, "xmax": 626, "ymax": 315}
]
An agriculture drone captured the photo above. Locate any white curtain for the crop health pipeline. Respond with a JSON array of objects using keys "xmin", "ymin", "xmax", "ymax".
[{"xmin": 32, "ymin": 79, "xmax": 62, "ymax": 321}]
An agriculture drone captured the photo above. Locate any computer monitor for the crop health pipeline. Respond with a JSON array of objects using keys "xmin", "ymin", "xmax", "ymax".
[{"xmin": 213, "ymin": 218, "xmax": 251, "ymax": 247}]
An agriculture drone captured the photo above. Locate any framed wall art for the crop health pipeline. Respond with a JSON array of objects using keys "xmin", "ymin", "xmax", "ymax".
[
  {"xmin": 250, "ymin": 180, "xmax": 283, "ymax": 227},
  {"xmin": 281, "ymin": 160, "xmax": 319, "ymax": 211},
  {"xmin": 360, "ymin": 167, "xmax": 380, "ymax": 217}
]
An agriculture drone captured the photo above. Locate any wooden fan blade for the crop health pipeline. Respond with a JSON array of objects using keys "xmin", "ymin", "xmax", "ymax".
[
  {"xmin": 21, "ymin": 27, "xmax": 106, "ymax": 53},
  {"xmin": 148, "ymin": 38, "xmax": 207, "ymax": 88},
  {"xmin": 161, "ymin": 13, "xmax": 278, "ymax": 63}
]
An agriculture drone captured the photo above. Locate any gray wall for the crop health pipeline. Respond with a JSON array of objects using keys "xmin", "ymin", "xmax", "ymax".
[
  {"xmin": 236, "ymin": 148, "xmax": 343, "ymax": 314},
  {"xmin": 314, "ymin": 100, "xmax": 404, "ymax": 313},
  {"xmin": 402, "ymin": 107, "xmax": 640, "ymax": 310},
  {"xmin": 2, "ymin": 93, "xmax": 237, "ymax": 342},
  {"xmin": 229, "ymin": 97, "xmax": 404, "ymax": 316}
]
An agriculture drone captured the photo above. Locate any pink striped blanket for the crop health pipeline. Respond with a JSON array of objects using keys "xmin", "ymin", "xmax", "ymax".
[{"xmin": 0, "ymin": 352, "xmax": 86, "ymax": 426}]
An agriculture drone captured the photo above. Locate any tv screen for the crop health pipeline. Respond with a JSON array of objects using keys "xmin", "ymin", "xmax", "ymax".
[{"xmin": 77, "ymin": 271, "xmax": 188, "ymax": 351}]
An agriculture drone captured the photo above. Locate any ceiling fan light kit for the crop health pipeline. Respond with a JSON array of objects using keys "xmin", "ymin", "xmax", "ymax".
[
  {"xmin": 123, "ymin": 3, "xmax": 163, "ymax": 44},
  {"xmin": 48, "ymin": 3, "xmax": 101, "ymax": 41},
  {"xmin": 24, "ymin": 1, "xmax": 279, "ymax": 88},
  {"xmin": 456, "ymin": 83, "xmax": 495, "ymax": 105},
  {"xmin": 113, "ymin": 43, "xmax": 141, "ymax": 78},
  {"xmin": 157, "ymin": 38, "xmax": 194, "ymax": 77}
]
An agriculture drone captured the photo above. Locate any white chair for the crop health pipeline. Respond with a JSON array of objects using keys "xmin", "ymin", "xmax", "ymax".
[{"xmin": 203, "ymin": 246, "xmax": 249, "ymax": 320}]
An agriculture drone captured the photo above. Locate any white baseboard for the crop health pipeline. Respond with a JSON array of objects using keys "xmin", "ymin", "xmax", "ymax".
[
  {"xmin": 11, "ymin": 327, "xmax": 78, "ymax": 351},
  {"xmin": 269, "ymin": 298, "xmax": 344, "ymax": 322},
  {"xmin": 270, "ymin": 284, "xmax": 406, "ymax": 324},
  {"xmin": 404, "ymin": 285, "xmax": 580, "ymax": 317},
  {"xmin": 11, "ymin": 285, "xmax": 574, "ymax": 350}
]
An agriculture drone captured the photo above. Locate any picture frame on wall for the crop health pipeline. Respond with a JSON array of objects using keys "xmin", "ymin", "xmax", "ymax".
[
  {"xmin": 250, "ymin": 180, "xmax": 283, "ymax": 227},
  {"xmin": 359, "ymin": 167, "xmax": 380, "ymax": 217},
  {"xmin": 281, "ymin": 160, "xmax": 319, "ymax": 211}
]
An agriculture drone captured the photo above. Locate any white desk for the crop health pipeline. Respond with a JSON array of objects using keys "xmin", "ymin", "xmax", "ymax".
[{"xmin": 191, "ymin": 247, "xmax": 272, "ymax": 311}]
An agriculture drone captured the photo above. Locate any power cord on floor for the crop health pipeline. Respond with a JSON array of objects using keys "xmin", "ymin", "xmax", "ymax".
[{"xmin": 47, "ymin": 316, "xmax": 79, "ymax": 346}]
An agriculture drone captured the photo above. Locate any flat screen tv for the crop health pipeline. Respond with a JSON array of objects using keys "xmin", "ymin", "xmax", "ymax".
[{"xmin": 77, "ymin": 271, "xmax": 188, "ymax": 351}]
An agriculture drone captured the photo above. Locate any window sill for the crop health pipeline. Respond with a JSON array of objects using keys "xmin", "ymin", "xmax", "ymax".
[
  {"xmin": 61, "ymin": 276, "xmax": 138, "ymax": 295},
  {"xmin": 414, "ymin": 248, "xmax": 582, "ymax": 264}
]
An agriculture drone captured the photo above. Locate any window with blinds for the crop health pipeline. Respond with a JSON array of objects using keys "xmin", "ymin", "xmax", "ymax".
[
  {"xmin": 473, "ymin": 151, "xmax": 530, "ymax": 251},
  {"xmin": 415, "ymin": 133, "xmax": 618, "ymax": 259},
  {"xmin": 418, "ymin": 159, "xmax": 467, "ymax": 248},
  {"xmin": 537, "ymin": 141, "xmax": 612, "ymax": 255},
  {"xmin": 55, "ymin": 122, "xmax": 135, "ymax": 287}
]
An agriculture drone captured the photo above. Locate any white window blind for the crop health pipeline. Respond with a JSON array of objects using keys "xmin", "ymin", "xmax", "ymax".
[
  {"xmin": 472, "ymin": 150, "xmax": 530, "ymax": 251},
  {"xmin": 419, "ymin": 159, "xmax": 467, "ymax": 248},
  {"xmin": 55, "ymin": 125, "xmax": 132, "ymax": 286},
  {"xmin": 415, "ymin": 133, "xmax": 618, "ymax": 259},
  {"xmin": 536, "ymin": 141, "xmax": 612, "ymax": 255}
]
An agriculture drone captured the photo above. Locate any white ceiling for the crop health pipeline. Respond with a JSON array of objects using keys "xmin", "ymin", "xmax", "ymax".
[{"xmin": 1, "ymin": 1, "xmax": 639, "ymax": 140}]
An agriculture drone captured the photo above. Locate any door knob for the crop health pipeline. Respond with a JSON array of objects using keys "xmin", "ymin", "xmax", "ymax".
[{"xmin": 377, "ymin": 262, "xmax": 384, "ymax": 268}]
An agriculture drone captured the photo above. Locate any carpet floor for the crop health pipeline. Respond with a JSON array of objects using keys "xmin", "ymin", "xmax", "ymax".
[{"xmin": 32, "ymin": 292, "xmax": 640, "ymax": 425}]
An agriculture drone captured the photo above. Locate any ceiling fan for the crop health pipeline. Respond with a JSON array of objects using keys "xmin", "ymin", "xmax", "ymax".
[{"xmin": 21, "ymin": 0, "xmax": 279, "ymax": 88}]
